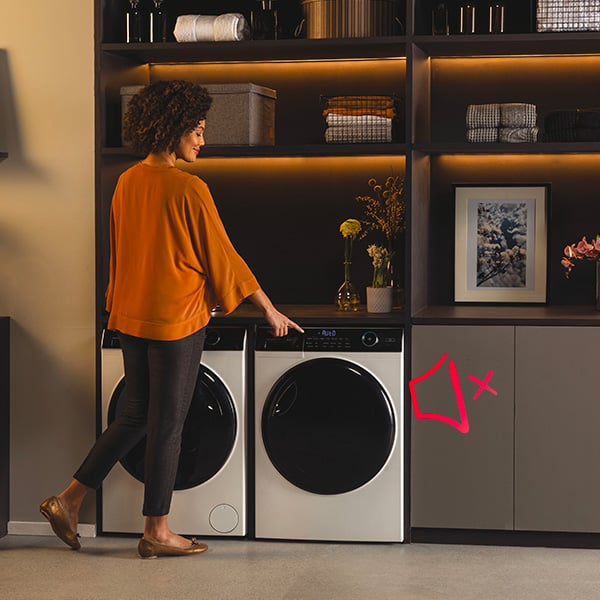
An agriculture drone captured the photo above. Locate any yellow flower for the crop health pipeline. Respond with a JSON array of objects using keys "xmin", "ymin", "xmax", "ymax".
[{"xmin": 339, "ymin": 218, "xmax": 362, "ymax": 239}]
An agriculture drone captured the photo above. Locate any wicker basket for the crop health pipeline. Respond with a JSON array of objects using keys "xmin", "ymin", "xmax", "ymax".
[
  {"xmin": 321, "ymin": 94, "xmax": 402, "ymax": 144},
  {"xmin": 537, "ymin": 0, "xmax": 600, "ymax": 32}
]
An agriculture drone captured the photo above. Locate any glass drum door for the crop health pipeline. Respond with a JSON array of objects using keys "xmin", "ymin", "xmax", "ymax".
[
  {"xmin": 261, "ymin": 357, "xmax": 395, "ymax": 495},
  {"xmin": 108, "ymin": 365, "xmax": 237, "ymax": 490}
]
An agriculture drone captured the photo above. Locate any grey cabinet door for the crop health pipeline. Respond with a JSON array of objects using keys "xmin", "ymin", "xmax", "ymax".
[
  {"xmin": 515, "ymin": 326, "xmax": 600, "ymax": 532},
  {"xmin": 411, "ymin": 325, "xmax": 515, "ymax": 529}
]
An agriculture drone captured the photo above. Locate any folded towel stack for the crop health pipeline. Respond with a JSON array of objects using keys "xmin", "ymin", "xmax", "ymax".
[
  {"xmin": 466, "ymin": 103, "xmax": 538, "ymax": 143},
  {"xmin": 543, "ymin": 108, "xmax": 600, "ymax": 142},
  {"xmin": 322, "ymin": 95, "xmax": 398, "ymax": 144},
  {"xmin": 174, "ymin": 14, "xmax": 250, "ymax": 42}
]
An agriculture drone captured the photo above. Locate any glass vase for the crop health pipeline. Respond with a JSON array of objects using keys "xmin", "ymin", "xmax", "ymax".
[
  {"xmin": 336, "ymin": 262, "xmax": 360, "ymax": 311},
  {"xmin": 386, "ymin": 256, "xmax": 405, "ymax": 309}
]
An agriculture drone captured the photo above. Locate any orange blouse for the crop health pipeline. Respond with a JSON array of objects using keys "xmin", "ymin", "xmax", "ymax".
[{"xmin": 106, "ymin": 162, "xmax": 259, "ymax": 341}]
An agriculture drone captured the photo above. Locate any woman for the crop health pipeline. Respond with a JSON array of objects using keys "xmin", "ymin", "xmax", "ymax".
[{"xmin": 40, "ymin": 80, "xmax": 303, "ymax": 558}]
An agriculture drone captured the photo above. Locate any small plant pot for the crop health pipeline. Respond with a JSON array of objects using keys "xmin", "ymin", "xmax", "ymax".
[{"xmin": 366, "ymin": 286, "xmax": 393, "ymax": 313}]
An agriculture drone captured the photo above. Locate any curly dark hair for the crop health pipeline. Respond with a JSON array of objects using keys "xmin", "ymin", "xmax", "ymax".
[{"xmin": 122, "ymin": 80, "xmax": 213, "ymax": 155}]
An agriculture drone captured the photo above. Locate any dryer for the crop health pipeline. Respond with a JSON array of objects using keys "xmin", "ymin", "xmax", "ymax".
[
  {"xmin": 254, "ymin": 326, "xmax": 404, "ymax": 542},
  {"xmin": 101, "ymin": 325, "xmax": 247, "ymax": 537}
]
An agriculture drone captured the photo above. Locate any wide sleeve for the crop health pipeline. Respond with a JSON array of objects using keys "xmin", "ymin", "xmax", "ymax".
[
  {"xmin": 104, "ymin": 182, "xmax": 120, "ymax": 314},
  {"xmin": 186, "ymin": 178, "xmax": 259, "ymax": 315}
]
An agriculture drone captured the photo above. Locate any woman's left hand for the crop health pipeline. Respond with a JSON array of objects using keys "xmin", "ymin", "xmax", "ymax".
[
  {"xmin": 264, "ymin": 307, "xmax": 304, "ymax": 337},
  {"xmin": 248, "ymin": 287, "xmax": 304, "ymax": 337}
]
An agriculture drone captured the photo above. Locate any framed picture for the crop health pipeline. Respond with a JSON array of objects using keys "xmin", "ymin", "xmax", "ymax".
[{"xmin": 454, "ymin": 185, "xmax": 549, "ymax": 303}]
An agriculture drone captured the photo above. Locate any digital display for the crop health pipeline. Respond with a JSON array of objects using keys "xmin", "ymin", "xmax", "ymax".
[{"xmin": 318, "ymin": 329, "xmax": 337, "ymax": 337}]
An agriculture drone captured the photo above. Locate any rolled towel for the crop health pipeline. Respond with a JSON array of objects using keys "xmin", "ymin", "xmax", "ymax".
[
  {"xmin": 466, "ymin": 128, "xmax": 498, "ymax": 143},
  {"xmin": 174, "ymin": 15, "xmax": 200, "ymax": 41},
  {"xmin": 500, "ymin": 103, "xmax": 537, "ymax": 128},
  {"xmin": 174, "ymin": 13, "xmax": 249, "ymax": 42},
  {"xmin": 499, "ymin": 127, "xmax": 538, "ymax": 143},
  {"xmin": 214, "ymin": 13, "xmax": 249, "ymax": 41},
  {"xmin": 466, "ymin": 104, "xmax": 501, "ymax": 129}
]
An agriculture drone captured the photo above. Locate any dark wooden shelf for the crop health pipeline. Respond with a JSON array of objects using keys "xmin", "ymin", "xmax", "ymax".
[
  {"xmin": 412, "ymin": 305, "xmax": 600, "ymax": 326},
  {"xmin": 413, "ymin": 142, "xmax": 600, "ymax": 155},
  {"xmin": 102, "ymin": 143, "xmax": 408, "ymax": 158},
  {"xmin": 413, "ymin": 32, "xmax": 600, "ymax": 57},
  {"xmin": 211, "ymin": 303, "xmax": 406, "ymax": 326},
  {"xmin": 100, "ymin": 36, "xmax": 407, "ymax": 63}
]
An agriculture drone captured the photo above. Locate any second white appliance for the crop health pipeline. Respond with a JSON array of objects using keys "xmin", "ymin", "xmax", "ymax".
[
  {"xmin": 101, "ymin": 326, "xmax": 247, "ymax": 536},
  {"xmin": 254, "ymin": 326, "xmax": 404, "ymax": 542}
]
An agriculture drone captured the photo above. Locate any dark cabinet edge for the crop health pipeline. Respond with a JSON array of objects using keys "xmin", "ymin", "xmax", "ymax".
[
  {"xmin": 412, "ymin": 32, "xmax": 600, "ymax": 57},
  {"xmin": 100, "ymin": 33, "xmax": 600, "ymax": 63},
  {"xmin": 413, "ymin": 142, "xmax": 600, "ymax": 155},
  {"xmin": 0, "ymin": 153, "xmax": 7, "ymax": 162},
  {"xmin": 99, "ymin": 37, "xmax": 408, "ymax": 62},
  {"xmin": 101, "ymin": 144, "xmax": 409, "ymax": 158}
]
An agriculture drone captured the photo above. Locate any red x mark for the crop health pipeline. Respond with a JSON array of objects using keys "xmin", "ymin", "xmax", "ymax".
[{"xmin": 468, "ymin": 371, "xmax": 497, "ymax": 400}]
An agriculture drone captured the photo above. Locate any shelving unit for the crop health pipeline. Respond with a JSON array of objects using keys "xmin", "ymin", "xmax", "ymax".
[
  {"xmin": 96, "ymin": 0, "xmax": 600, "ymax": 540},
  {"xmin": 406, "ymin": 1, "xmax": 600, "ymax": 541},
  {"xmin": 95, "ymin": 1, "xmax": 409, "ymax": 314}
]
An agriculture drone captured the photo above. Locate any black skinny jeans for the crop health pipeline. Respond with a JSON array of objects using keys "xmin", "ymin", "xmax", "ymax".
[{"xmin": 74, "ymin": 328, "xmax": 206, "ymax": 516}]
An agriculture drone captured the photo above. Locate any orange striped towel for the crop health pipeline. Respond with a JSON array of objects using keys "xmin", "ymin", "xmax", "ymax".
[{"xmin": 322, "ymin": 107, "xmax": 397, "ymax": 118}]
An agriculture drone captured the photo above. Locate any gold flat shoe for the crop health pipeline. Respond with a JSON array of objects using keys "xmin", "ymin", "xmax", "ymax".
[
  {"xmin": 137, "ymin": 537, "xmax": 208, "ymax": 559},
  {"xmin": 39, "ymin": 496, "xmax": 81, "ymax": 550}
]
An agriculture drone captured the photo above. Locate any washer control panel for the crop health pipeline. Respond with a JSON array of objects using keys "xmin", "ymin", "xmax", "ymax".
[
  {"xmin": 256, "ymin": 327, "xmax": 403, "ymax": 352},
  {"xmin": 102, "ymin": 326, "xmax": 246, "ymax": 351}
]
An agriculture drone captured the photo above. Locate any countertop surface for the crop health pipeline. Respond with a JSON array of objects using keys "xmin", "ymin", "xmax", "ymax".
[{"xmin": 210, "ymin": 303, "xmax": 405, "ymax": 326}]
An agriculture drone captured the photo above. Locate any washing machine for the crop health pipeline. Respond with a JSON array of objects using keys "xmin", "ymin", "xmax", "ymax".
[
  {"xmin": 254, "ymin": 326, "xmax": 404, "ymax": 542},
  {"xmin": 100, "ymin": 325, "xmax": 247, "ymax": 537}
]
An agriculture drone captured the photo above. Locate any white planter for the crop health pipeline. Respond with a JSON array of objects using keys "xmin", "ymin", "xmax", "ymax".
[{"xmin": 366, "ymin": 286, "xmax": 393, "ymax": 313}]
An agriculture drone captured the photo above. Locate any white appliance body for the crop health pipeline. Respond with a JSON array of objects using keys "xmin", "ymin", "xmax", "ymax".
[
  {"xmin": 254, "ymin": 326, "xmax": 404, "ymax": 542},
  {"xmin": 101, "ymin": 326, "xmax": 246, "ymax": 536}
]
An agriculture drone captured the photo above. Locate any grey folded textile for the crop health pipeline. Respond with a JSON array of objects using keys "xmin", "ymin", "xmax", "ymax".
[
  {"xmin": 466, "ymin": 128, "xmax": 498, "ymax": 143},
  {"xmin": 500, "ymin": 103, "xmax": 537, "ymax": 128},
  {"xmin": 325, "ymin": 126, "xmax": 392, "ymax": 143},
  {"xmin": 325, "ymin": 114, "xmax": 392, "ymax": 127},
  {"xmin": 499, "ymin": 127, "xmax": 539, "ymax": 143},
  {"xmin": 466, "ymin": 104, "xmax": 501, "ymax": 129}
]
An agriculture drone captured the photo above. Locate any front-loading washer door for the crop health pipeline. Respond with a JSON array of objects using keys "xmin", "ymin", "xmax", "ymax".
[
  {"xmin": 108, "ymin": 365, "xmax": 236, "ymax": 490},
  {"xmin": 261, "ymin": 357, "xmax": 395, "ymax": 495}
]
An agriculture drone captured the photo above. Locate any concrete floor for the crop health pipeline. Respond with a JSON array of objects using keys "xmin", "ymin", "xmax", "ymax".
[{"xmin": 1, "ymin": 534, "xmax": 600, "ymax": 600}]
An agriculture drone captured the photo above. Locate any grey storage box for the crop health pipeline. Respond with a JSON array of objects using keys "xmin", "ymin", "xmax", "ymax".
[
  {"xmin": 120, "ymin": 83, "xmax": 276, "ymax": 147},
  {"xmin": 120, "ymin": 85, "xmax": 145, "ymax": 146},
  {"xmin": 201, "ymin": 83, "xmax": 276, "ymax": 146}
]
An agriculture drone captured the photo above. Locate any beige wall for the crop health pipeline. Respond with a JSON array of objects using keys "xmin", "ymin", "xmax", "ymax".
[{"xmin": 0, "ymin": 3, "xmax": 96, "ymax": 523}]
